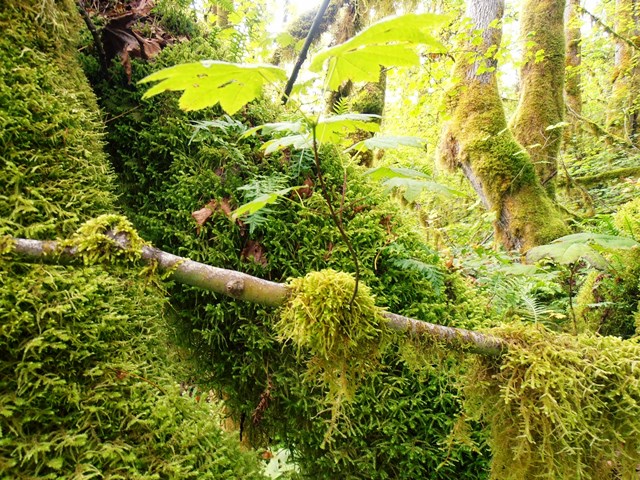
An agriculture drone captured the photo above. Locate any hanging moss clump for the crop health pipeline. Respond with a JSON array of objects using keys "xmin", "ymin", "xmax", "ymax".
[
  {"xmin": 464, "ymin": 324, "xmax": 640, "ymax": 479},
  {"xmin": 277, "ymin": 269, "xmax": 388, "ymax": 437}
]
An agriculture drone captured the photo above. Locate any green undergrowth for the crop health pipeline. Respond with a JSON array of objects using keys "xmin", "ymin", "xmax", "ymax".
[
  {"xmin": 90, "ymin": 36, "xmax": 495, "ymax": 477},
  {"xmin": 0, "ymin": 1, "xmax": 265, "ymax": 477},
  {"xmin": 465, "ymin": 324, "xmax": 640, "ymax": 479}
]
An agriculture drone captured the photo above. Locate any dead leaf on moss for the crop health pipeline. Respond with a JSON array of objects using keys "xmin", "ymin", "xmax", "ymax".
[{"xmin": 241, "ymin": 240, "xmax": 267, "ymax": 266}]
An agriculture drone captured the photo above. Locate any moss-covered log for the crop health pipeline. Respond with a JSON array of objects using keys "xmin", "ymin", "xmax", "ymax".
[
  {"xmin": 511, "ymin": 0, "xmax": 567, "ymax": 197},
  {"xmin": 439, "ymin": 0, "xmax": 569, "ymax": 251}
]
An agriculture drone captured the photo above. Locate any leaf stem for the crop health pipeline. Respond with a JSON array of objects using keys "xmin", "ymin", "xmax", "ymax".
[{"xmin": 311, "ymin": 126, "xmax": 360, "ymax": 308}]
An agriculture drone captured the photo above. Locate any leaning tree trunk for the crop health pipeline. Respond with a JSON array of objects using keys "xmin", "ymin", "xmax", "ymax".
[
  {"xmin": 511, "ymin": 0, "xmax": 567, "ymax": 198},
  {"xmin": 606, "ymin": 0, "xmax": 640, "ymax": 145},
  {"xmin": 564, "ymin": 0, "xmax": 582, "ymax": 142},
  {"xmin": 438, "ymin": 0, "xmax": 568, "ymax": 251}
]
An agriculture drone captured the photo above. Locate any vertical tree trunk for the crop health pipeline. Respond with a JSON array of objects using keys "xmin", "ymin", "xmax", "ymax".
[
  {"xmin": 607, "ymin": 0, "xmax": 640, "ymax": 145},
  {"xmin": 216, "ymin": 3, "xmax": 229, "ymax": 28},
  {"xmin": 511, "ymin": 0, "xmax": 567, "ymax": 198},
  {"xmin": 564, "ymin": 0, "xmax": 582, "ymax": 123},
  {"xmin": 438, "ymin": 0, "xmax": 568, "ymax": 251}
]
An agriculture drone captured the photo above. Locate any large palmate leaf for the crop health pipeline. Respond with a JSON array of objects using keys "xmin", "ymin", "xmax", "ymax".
[
  {"xmin": 347, "ymin": 135, "xmax": 426, "ymax": 152},
  {"xmin": 244, "ymin": 115, "xmax": 381, "ymax": 154},
  {"xmin": 365, "ymin": 166, "xmax": 463, "ymax": 201},
  {"xmin": 526, "ymin": 233, "xmax": 639, "ymax": 268},
  {"xmin": 309, "ymin": 13, "xmax": 448, "ymax": 90},
  {"xmin": 139, "ymin": 61, "xmax": 287, "ymax": 114},
  {"xmin": 314, "ymin": 114, "xmax": 380, "ymax": 143}
]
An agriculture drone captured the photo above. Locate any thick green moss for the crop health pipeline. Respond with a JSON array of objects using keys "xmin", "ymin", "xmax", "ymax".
[
  {"xmin": 466, "ymin": 324, "xmax": 640, "ymax": 479},
  {"xmin": 510, "ymin": 0, "xmax": 566, "ymax": 197},
  {"xmin": 441, "ymin": 80, "xmax": 568, "ymax": 250},
  {"xmin": 0, "ymin": 1, "xmax": 265, "ymax": 477},
  {"xmin": 93, "ymin": 40, "xmax": 494, "ymax": 476}
]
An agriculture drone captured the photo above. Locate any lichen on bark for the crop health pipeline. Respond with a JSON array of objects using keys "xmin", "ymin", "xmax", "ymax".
[{"xmin": 511, "ymin": 0, "xmax": 567, "ymax": 198}]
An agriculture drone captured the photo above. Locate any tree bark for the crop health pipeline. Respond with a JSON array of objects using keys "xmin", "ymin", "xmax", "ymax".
[
  {"xmin": 5, "ymin": 234, "xmax": 507, "ymax": 356},
  {"xmin": 511, "ymin": 0, "xmax": 566, "ymax": 198},
  {"xmin": 438, "ymin": 0, "xmax": 569, "ymax": 251},
  {"xmin": 564, "ymin": 0, "xmax": 582, "ymax": 142}
]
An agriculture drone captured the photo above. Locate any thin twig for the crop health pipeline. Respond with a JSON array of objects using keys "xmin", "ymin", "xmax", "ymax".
[
  {"xmin": 310, "ymin": 127, "xmax": 360, "ymax": 309},
  {"xmin": 281, "ymin": 0, "xmax": 332, "ymax": 104},
  {"xmin": 76, "ymin": 1, "xmax": 109, "ymax": 76}
]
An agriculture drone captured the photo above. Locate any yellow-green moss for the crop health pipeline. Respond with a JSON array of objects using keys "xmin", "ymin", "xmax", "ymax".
[
  {"xmin": 465, "ymin": 324, "xmax": 640, "ymax": 479},
  {"xmin": 615, "ymin": 197, "xmax": 640, "ymax": 239},
  {"xmin": 510, "ymin": 0, "xmax": 566, "ymax": 197},
  {"xmin": 62, "ymin": 214, "xmax": 147, "ymax": 264},
  {"xmin": 276, "ymin": 269, "xmax": 389, "ymax": 441},
  {"xmin": 441, "ymin": 79, "xmax": 568, "ymax": 250}
]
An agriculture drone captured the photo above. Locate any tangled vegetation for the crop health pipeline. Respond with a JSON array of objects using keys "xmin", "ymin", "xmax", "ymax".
[{"xmin": 465, "ymin": 324, "xmax": 640, "ymax": 479}]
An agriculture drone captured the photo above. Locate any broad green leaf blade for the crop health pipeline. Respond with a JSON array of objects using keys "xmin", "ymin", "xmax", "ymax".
[
  {"xmin": 364, "ymin": 166, "xmax": 429, "ymax": 181},
  {"xmin": 309, "ymin": 13, "xmax": 449, "ymax": 90},
  {"xmin": 262, "ymin": 134, "xmax": 311, "ymax": 154},
  {"xmin": 232, "ymin": 186, "xmax": 302, "ymax": 219},
  {"xmin": 347, "ymin": 135, "xmax": 426, "ymax": 152},
  {"xmin": 526, "ymin": 233, "xmax": 639, "ymax": 267},
  {"xmin": 242, "ymin": 121, "xmax": 304, "ymax": 139},
  {"xmin": 139, "ymin": 61, "xmax": 287, "ymax": 114},
  {"xmin": 314, "ymin": 114, "xmax": 380, "ymax": 144},
  {"xmin": 382, "ymin": 178, "xmax": 465, "ymax": 201}
]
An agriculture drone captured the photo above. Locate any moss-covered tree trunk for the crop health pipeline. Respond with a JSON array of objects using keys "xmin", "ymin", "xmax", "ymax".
[
  {"xmin": 606, "ymin": 0, "xmax": 640, "ymax": 145},
  {"xmin": 438, "ymin": 0, "xmax": 569, "ymax": 251},
  {"xmin": 511, "ymin": 0, "xmax": 566, "ymax": 198},
  {"xmin": 564, "ymin": 0, "xmax": 582, "ymax": 140}
]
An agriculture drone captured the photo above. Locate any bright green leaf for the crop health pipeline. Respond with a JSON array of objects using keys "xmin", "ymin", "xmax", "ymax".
[
  {"xmin": 382, "ymin": 178, "xmax": 465, "ymax": 202},
  {"xmin": 347, "ymin": 135, "xmax": 425, "ymax": 152},
  {"xmin": 139, "ymin": 61, "xmax": 287, "ymax": 114},
  {"xmin": 232, "ymin": 187, "xmax": 302, "ymax": 219},
  {"xmin": 262, "ymin": 135, "xmax": 311, "ymax": 154},
  {"xmin": 309, "ymin": 14, "xmax": 448, "ymax": 90},
  {"xmin": 526, "ymin": 233, "xmax": 639, "ymax": 268},
  {"xmin": 314, "ymin": 114, "xmax": 380, "ymax": 144},
  {"xmin": 364, "ymin": 166, "xmax": 429, "ymax": 181}
]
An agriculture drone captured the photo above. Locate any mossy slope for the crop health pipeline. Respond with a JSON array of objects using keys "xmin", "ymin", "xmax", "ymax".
[{"xmin": 0, "ymin": 1, "xmax": 264, "ymax": 477}]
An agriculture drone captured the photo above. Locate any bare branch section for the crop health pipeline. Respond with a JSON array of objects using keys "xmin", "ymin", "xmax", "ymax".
[{"xmin": 7, "ymin": 235, "xmax": 507, "ymax": 356}]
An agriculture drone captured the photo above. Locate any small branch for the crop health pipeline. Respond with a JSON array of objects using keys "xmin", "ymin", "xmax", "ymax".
[
  {"xmin": 559, "ymin": 166, "xmax": 640, "ymax": 186},
  {"xmin": 310, "ymin": 128, "xmax": 361, "ymax": 309},
  {"xmin": 76, "ymin": 1, "xmax": 109, "ymax": 76},
  {"xmin": 281, "ymin": 0, "xmax": 332, "ymax": 104},
  {"xmin": 576, "ymin": 5, "xmax": 638, "ymax": 51},
  {"xmin": 6, "ymin": 234, "xmax": 507, "ymax": 356},
  {"xmin": 566, "ymin": 103, "xmax": 638, "ymax": 150}
]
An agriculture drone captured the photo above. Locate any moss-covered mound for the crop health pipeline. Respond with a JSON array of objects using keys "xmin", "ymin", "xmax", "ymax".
[
  {"xmin": 465, "ymin": 324, "xmax": 640, "ymax": 479},
  {"xmin": 0, "ymin": 1, "xmax": 264, "ymax": 477},
  {"xmin": 90, "ymin": 35, "xmax": 494, "ymax": 477}
]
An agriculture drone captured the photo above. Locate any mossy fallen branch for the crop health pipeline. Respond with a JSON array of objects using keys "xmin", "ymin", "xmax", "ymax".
[
  {"xmin": 5, "ymin": 219, "xmax": 506, "ymax": 356},
  {"xmin": 561, "ymin": 166, "xmax": 640, "ymax": 187}
]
